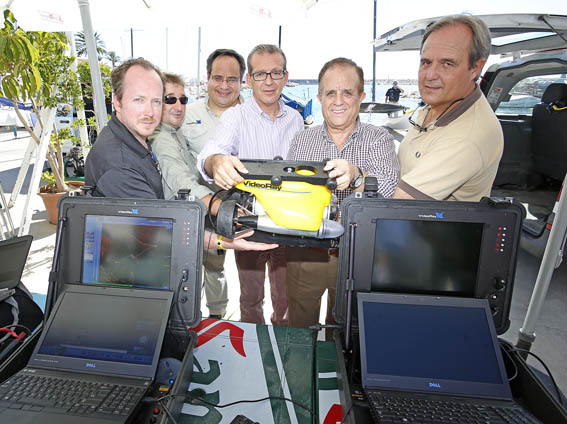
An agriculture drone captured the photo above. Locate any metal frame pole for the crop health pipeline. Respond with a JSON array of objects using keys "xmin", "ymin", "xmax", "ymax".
[
  {"xmin": 517, "ymin": 173, "xmax": 567, "ymax": 352},
  {"xmin": 196, "ymin": 27, "xmax": 201, "ymax": 99},
  {"xmin": 18, "ymin": 108, "xmax": 57, "ymax": 236},
  {"xmin": 66, "ymin": 31, "xmax": 90, "ymax": 151},
  {"xmin": 77, "ymin": 0, "xmax": 109, "ymax": 131},
  {"xmin": 372, "ymin": 0, "xmax": 377, "ymax": 102}
]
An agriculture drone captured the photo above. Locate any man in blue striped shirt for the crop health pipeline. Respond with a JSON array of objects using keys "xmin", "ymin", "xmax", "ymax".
[{"xmin": 197, "ymin": 44, "xmax": 304, "ymax": 326}]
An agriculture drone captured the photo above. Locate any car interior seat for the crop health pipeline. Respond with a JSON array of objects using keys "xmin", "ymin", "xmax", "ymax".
[{"xmin": 531, "ymin": 83, "xmax": 567, "ymax": 182}]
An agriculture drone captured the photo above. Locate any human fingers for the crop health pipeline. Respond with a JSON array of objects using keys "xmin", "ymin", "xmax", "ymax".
[{"xmin": 213, "ymin": 157, "xmax": 245, "ymax": 189}]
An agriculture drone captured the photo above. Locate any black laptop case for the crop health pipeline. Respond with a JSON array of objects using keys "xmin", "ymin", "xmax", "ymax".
[{"xmin": 331, "ymin": 190, "xmax": 566, "ymax": 423}]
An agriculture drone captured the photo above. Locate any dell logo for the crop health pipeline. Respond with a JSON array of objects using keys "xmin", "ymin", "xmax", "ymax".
[
  {"xmin": 429, "ymin": 382, "xmax": 441, "ymax": 388},
  {"xmin": 85, "ymin": 363, "xmax": 96, "ymax": 368}
]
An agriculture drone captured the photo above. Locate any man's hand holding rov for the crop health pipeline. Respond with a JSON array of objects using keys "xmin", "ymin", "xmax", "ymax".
[
  {"xmin": 205, "ymin": 154, "xmax": 248, "ymax": 190},
  {"xmin": 324, "ymin": 159, "xmax": 361, "ymax": 190}
]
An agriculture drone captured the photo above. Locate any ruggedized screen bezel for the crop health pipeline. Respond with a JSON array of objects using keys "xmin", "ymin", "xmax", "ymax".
[
  {"xmin": 56, "ymin": 196, "xmax": 205, "ymax": 329},
  {"xmin": 336, "ymin": 197, "xmax": 523, "ymax": 334}
]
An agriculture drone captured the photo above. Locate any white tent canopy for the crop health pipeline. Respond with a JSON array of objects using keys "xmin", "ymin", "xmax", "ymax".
[{"xmin": 3, "ymin": 0, "xmax": 318, "ymax": 130}]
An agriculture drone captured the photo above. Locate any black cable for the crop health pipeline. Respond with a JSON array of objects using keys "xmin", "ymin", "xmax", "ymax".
[
  {"xmin": 308, "ymin": 324, "xmax": 342, "ymax": 331},
  {"xmin": 187, "ymin": 392, "xmax": 317, "ymax": 418},
  {"xmin": 501, "ymin": 345, "xmax": 566, "ymax": 408},
  {"xmin": 203, "ymin": 188, "xmax": 227, "ymax": 299},
  {"xmin": 310, "ymin": 329, "xmax": 320, "ymax": 424},
  {"xmin": 145, "ymin": 391, "xmax": 318, "ymax": 421},
  {"xmin": 201, "ymin": 229, "xmax": 215, "ymax": 289},
  {"xmin": 207, "ymin": 188, "xmax": 231, "ymax": 231},
  {"xmin": 339, "ymin": 401, "xmax": 354, "ymax": 424},
  {"xmin": 172, "ymin": 268, "xmax": 191, "ymax": 328},
  {"xmin": 159, "ymin": 398, "xmax": 178, "ymax": 424},
  {"xmin": 499, "ymin": 344, "xmax": 519, "ymax": 382},
  {"xmin": 6, "ymin": 323, "xmax": 32, "ymax": 335},
  {"xmin": 348, "ymin": 340, "xmax": 360, "ymax": 387}
]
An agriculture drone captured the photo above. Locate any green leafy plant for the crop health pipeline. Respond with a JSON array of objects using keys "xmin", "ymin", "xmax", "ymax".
[
  {"xmin": 39, "ymin": 171, "xmax": 58, "ymax": 194},
  {"xmin": 0, "ymin": 9, "xmax": 98, "ymax": 193},
  {"xmin": 77, "ymin": 60, "xmax": 112, "ymax": 101}
]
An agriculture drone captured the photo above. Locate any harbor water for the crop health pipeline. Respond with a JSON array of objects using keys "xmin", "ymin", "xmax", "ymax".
[{"xmin": 243, "ymin": 83, "xmax": 421, "ymax": 126}]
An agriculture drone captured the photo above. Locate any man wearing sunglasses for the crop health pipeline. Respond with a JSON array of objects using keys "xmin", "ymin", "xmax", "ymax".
[
  {"xmin": 197, "ymin": 44, "xmax": 304, "ymax": 327},
  {"xmin": 150, "ymin": 57, "xmax": 243, "ymax": 319},
  {"xmin": 393, "ymin": 14, "xmax": 503, "ymax": 202},
  {"xmin": 149, "ymin": 72, "xmax": 195, "ymax": 202}
]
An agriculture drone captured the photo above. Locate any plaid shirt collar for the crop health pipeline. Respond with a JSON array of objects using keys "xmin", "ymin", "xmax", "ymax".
[{"xmin": 320, "ymin": 117, "xmax": 362, "ymax": 147}]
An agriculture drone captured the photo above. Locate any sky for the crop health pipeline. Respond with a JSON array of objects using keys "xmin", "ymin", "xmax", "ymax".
[{"xmin": 7, "ymin": 0, "xmax": 567, "ymax": 81}]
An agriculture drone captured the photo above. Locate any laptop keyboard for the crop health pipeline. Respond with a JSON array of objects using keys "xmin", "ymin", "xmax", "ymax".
[
  {"xmin": 0, "ymin": 373, "xmax": 146, "ymax": 417},
  {"xmin": 367, "ymin": 391, "xmax": 541, "ymax": 423}
]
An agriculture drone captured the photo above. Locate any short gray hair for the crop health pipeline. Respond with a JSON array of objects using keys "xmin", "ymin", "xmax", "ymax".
[
  {"xmin": 247, "ymin": 44, "xmax": 287, "ymax": 74},
  {"xmin": 318, "ymin": 58, "xmax": 364, "ymax": 95},
  {"xmin": 421, "ymin": 14, "xmax": 491, "ymax": 69}
]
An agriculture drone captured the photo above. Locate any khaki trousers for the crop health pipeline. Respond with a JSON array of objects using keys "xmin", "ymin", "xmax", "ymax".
[
  {"xmin": 202, "ymin": 249, "xmax": 228, "ymax": 316},
  {"xmin": 286, "ymin": 247, "xmax": 338, "ymax": 339}
]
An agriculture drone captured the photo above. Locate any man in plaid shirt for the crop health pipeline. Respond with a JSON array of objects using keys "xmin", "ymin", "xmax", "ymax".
[{"xmin": 286, "ymin": 57, "xmax": 399, "ymax": 338}]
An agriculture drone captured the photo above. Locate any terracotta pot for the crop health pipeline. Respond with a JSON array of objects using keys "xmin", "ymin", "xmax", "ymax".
[
  {"xmin": 38, "ymin": 191, "xmax": 66, "ymax": 225},
  {"xmin": 67, "ymin": 180, "xmax": 85, "ymax": 189}
]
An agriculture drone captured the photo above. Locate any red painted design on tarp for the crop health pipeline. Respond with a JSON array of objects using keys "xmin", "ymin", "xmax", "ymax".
[
  {"xmin": 191, "ymin": 320, "xmax": 246, "ymax": 357},
  {"xmin": 323, "ymin": 404, "xmax": 343, "ymax": 424},
  {"xmin": 191, "ymin": 318, "xmax": 217, "ymax": 332}
]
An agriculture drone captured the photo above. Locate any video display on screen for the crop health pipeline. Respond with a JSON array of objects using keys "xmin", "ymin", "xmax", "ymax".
[
  {"xmin": 82, "ymin": 215, "xmax": 173, "ymax": 290},
  {"xmin": 371, "ymin": 219, "xmax": 483, "ymax": 296}
]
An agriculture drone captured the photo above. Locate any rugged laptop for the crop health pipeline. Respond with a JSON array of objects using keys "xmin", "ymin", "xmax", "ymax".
[
  {"xmin": 0, "ymin": 284, "xmax": 172, "ymax": 423},
  {"xmin": 357, "ymin": 292, "xmax": 540, "ymax": 423}
]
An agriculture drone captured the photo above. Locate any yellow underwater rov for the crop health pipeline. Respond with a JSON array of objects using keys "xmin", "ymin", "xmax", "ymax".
[{"xmin": 214, "ymin": 159, "xmax": 344, "ymax": 247}]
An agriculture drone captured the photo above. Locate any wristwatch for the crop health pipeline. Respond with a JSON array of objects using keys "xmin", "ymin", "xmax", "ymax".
[{"xmin": 349, "ymin": 167, "xmax": 364, "ymax": 189}]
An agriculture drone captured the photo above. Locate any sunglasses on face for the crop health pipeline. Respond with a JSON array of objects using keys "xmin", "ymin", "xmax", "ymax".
[{"xmin": 164, "ymin": 95, "xmax": 189, "ymax": 105}]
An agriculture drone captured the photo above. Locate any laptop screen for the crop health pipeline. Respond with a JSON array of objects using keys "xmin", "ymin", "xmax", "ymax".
[
  {"xmin": 32, "ymin": 286, "xmax": 172, "ymax": 379},
  {"xmin": 358, "ymin": 293, "xmax": 512, "ymax": 400},
  {"xmin": 0, "ymin": 235, "xmax": 32, "ymax": 289},
  {"xmin": 82, "ymin": 215, "xmax": 173, "ymax": 290},
  {"xmin": 371, "ymin": 219, "xmax": 483, "ymax": 296}
]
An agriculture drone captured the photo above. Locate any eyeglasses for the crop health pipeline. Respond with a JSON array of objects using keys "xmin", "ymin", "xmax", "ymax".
[
  {"xmin": 407, "ymin": 107, "xmax": 433, "ymax": 133},
  {"xmin": 211, "ymin": 75, "xmax": 240, "ymax": 85},
  {"xmin": 407, "ymin": 98, "xmax": 465, "ymax": 133},
  {"xmin": 250, "ymin": 69, "xmax": 286, "ymax": 81},
  {"xmin": 164, "ymin": 95, "xmax": 189, "ymax": 105}
]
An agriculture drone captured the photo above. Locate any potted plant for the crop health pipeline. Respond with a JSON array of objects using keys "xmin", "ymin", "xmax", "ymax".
[
  {"xmin": 37, "ymin": 171, "xmax": 62, "ymax": 225},
  {"xmin": 37, "ymin": 122, "xmax": 89, "ymax": 224}
]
